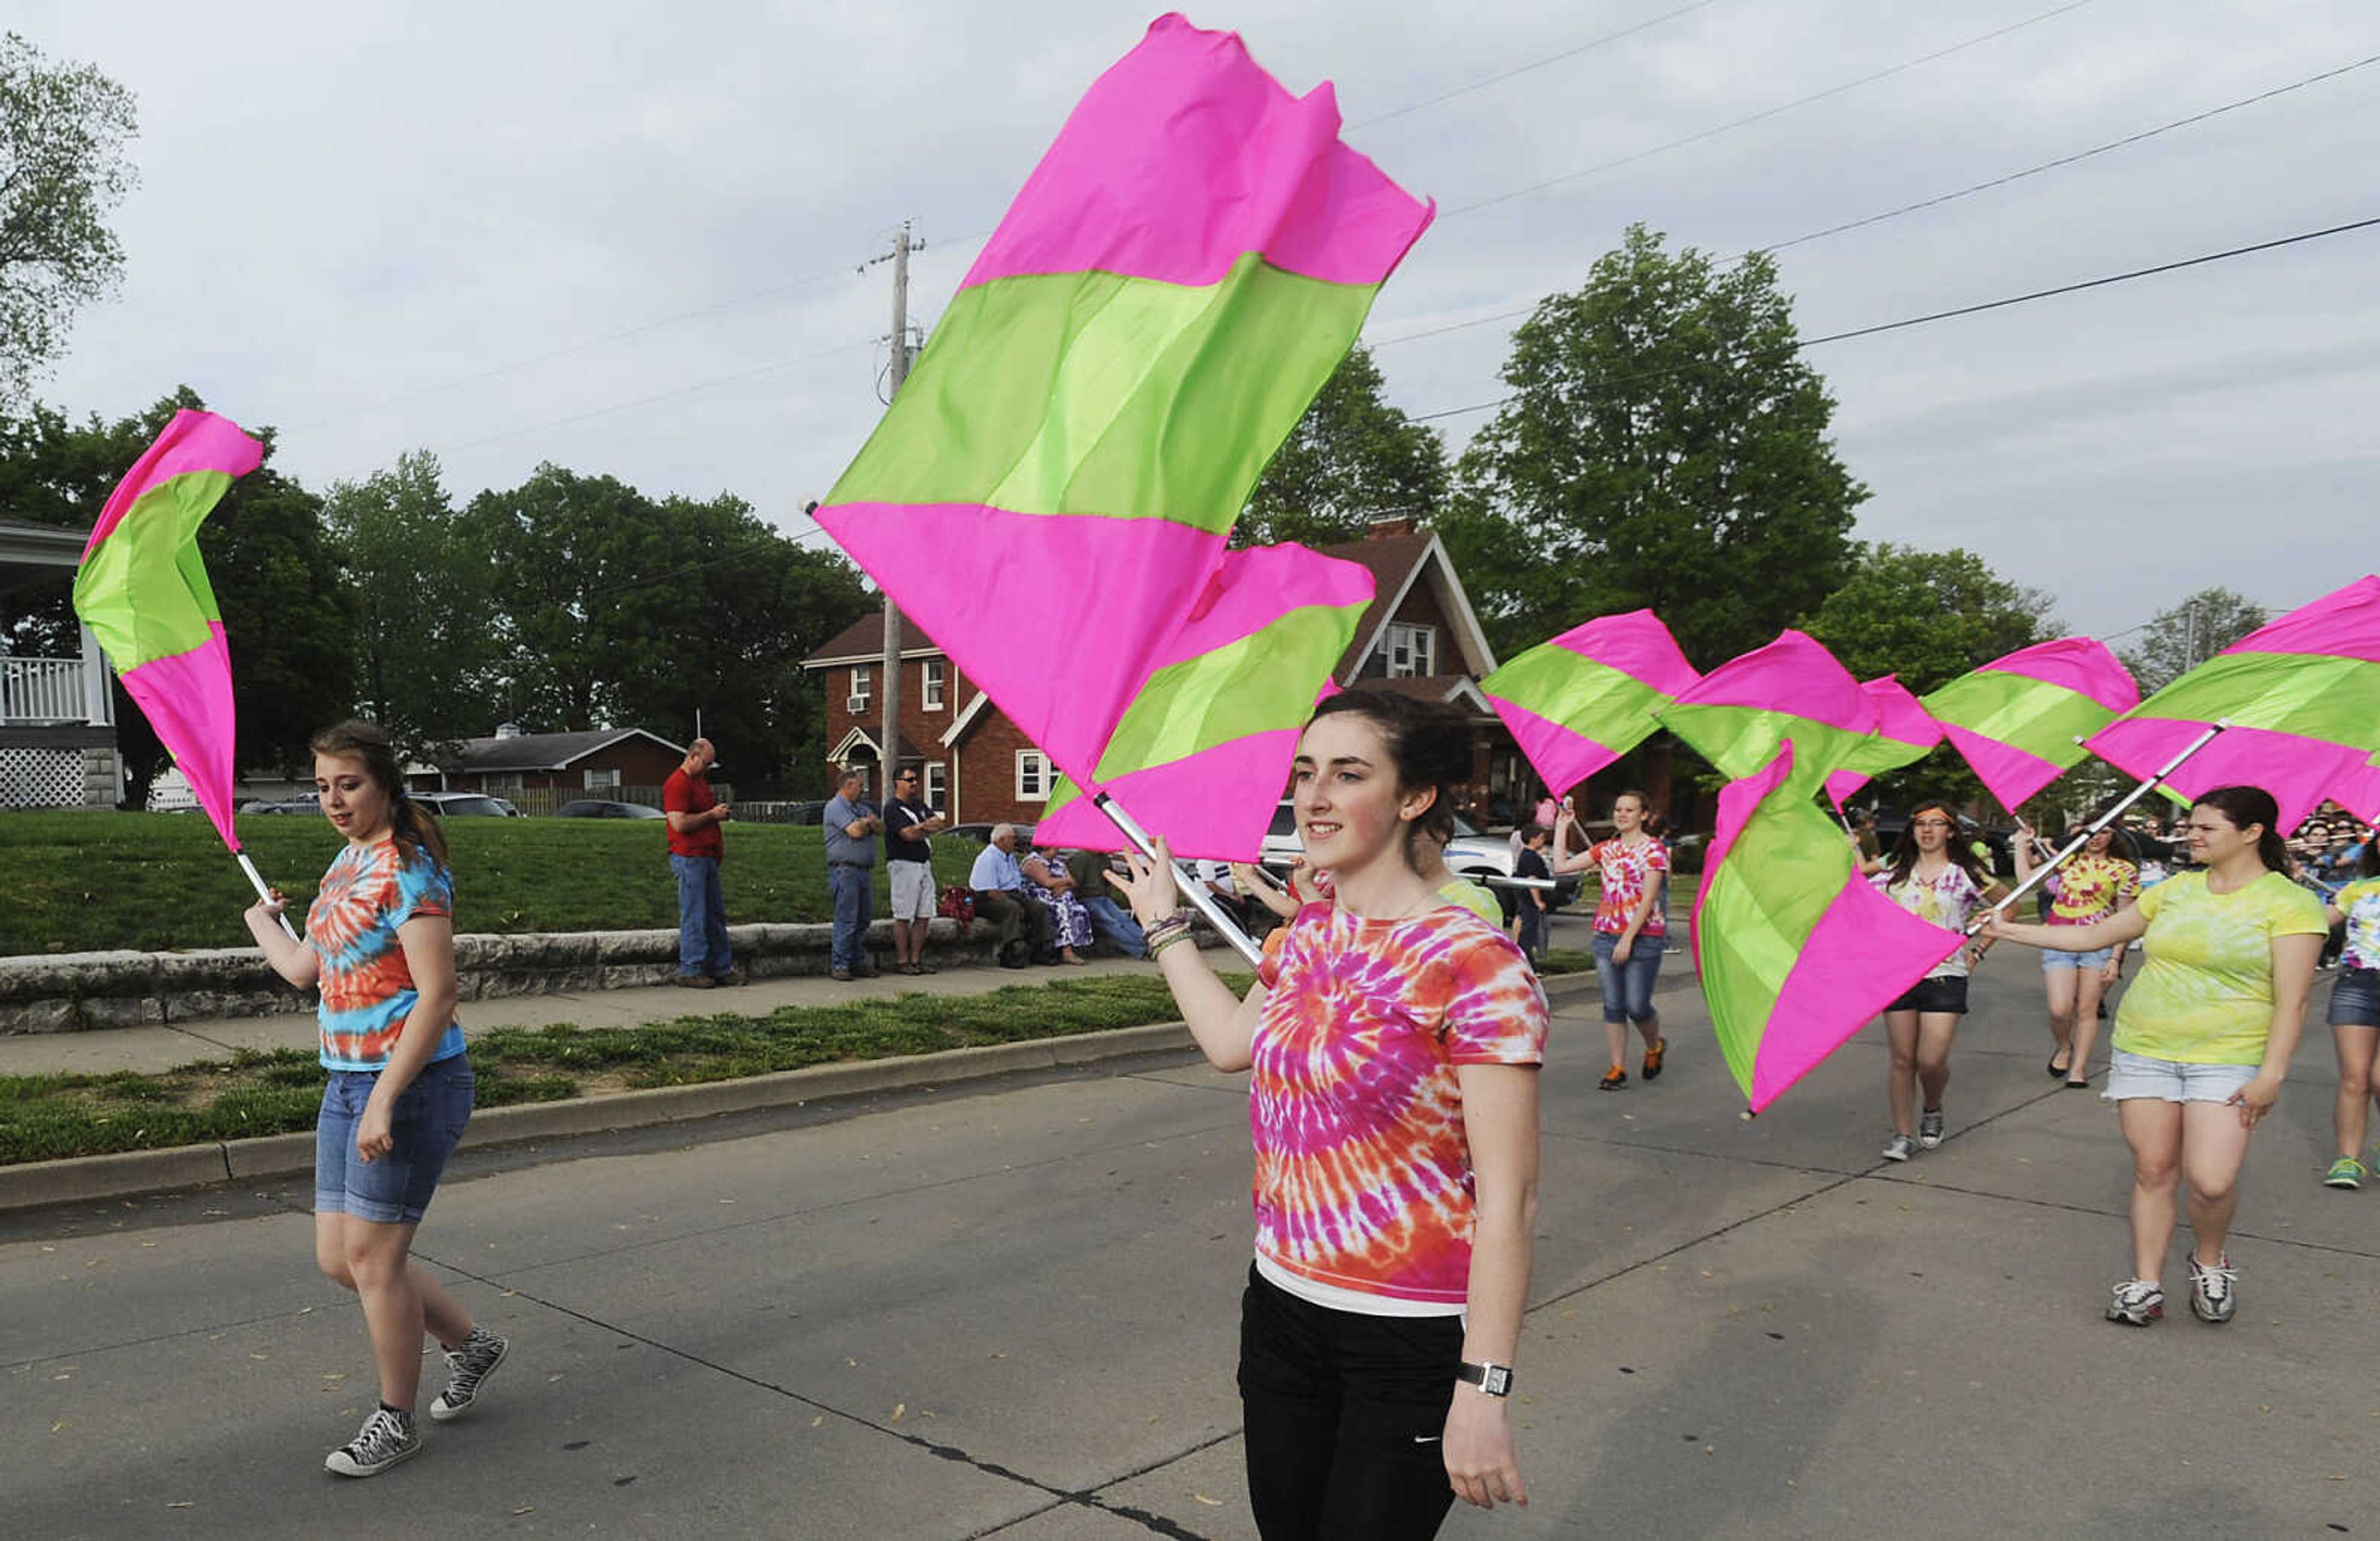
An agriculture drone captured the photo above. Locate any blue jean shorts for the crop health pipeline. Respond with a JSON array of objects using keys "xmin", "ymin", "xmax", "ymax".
[
  {"xmin": 2100, "ymin": 1046, "xmax": 2257, "ymax": 1104},
  {"xmin": 315, "ymin": 1052, "xmax": 474, "ymax": 1224},
  {"xmin": 2331, "ymin": 967, "xmax": 2380, "ymax": 1029},
  {"xmin": 2040, "ymin": 943, "xmax": 2115, "ymax": 971}
]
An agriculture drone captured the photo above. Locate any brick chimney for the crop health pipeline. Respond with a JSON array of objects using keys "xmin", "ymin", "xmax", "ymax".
[{"xmin": 1364, "ymin": 513, "xmax": 1416, "ymax": 540}]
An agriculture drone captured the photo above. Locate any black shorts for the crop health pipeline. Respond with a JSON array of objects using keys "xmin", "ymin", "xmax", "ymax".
[{"xmin": 1885, "ymin": 974, "xmax": 1968, "ymax": 1016}]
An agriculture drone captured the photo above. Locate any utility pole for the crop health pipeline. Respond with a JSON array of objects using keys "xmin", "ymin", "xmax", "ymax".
[{"xmin": 875, "ymin": 222, "xmax": 917, "ymax": 805}]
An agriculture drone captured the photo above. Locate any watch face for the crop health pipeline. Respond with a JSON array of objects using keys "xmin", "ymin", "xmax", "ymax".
[{"xmin": 1482, "ymin": 1365, "xmax": 1512, "ymax": 1397}]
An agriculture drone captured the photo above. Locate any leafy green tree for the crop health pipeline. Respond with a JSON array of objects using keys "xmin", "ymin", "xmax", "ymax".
[
  {"xmin": 0, "ymin": 33, "xmax": 138, "ymax": 405},
  {"xmin": 2120, "ymin": 587, "xmax": 2267, "ymax": 694},
  {"xmin": 0, "ymin": 388, "xmax": 353, "ymax": 801},
  {"xmin": 1438, "ymin": 224, "xmax": 1867, "ymax": 667},
  {"xmin": 1237, "ymin": 346, "xmax": 1447, "ymax": 547},
  {"xmin": 1802, "ymin": 543, "xmax": 2056, "ymax": 695},
  {"xmin": 323, "ymin": 450, "xmax": 499, "ymax": 756}
]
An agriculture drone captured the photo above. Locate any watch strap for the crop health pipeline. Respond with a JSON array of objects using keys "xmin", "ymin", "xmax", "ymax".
[{"xmin": 1457, "ymin": 1360, "xmax": 1513, "ymax": 1397}]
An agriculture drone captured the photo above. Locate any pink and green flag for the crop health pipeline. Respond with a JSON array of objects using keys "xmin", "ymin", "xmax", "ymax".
[
  {"xmin": 2087, "ymin": 575, "xmax": 2380, "ymax": 832},
  {"xmin": 71, "ymin": 409, "xmax": 264, "ymax": 850},
  {"xmin": 1696, "ymin": 741, "xmax": 1965, "ymax": 1113},
  {"xmin": 814, "ymin": 14, "xmax": 1431, "ymax": 793},
  {"xmin": 1657, "ymin": 630, "xmax": 1872, "ymax": 800},
  {"xmin": 1823, "ymin": 674, "xmax": 1942, "ymax": 811},
  {"xmin": 1920, "ymin": 637, "xmax": 2138, "ymax": 811},
  {"xmin": 1480, "ymin": 610, "xmax": 1699, "ymax": 799},
  {"xmin": 1033, "ymin": 542, "xmax": 1374, "ymax": 859}
]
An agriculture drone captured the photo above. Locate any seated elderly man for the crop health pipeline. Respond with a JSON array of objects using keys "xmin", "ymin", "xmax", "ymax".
[{"xmin": 968, "ymin": 823, "xmax": 1056, "ymax": 968}]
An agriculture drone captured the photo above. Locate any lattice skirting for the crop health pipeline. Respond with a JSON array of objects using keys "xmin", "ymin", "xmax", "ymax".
[{"xmin": 0, "ymin": 746, "xmax": 117, "ymax": 808}]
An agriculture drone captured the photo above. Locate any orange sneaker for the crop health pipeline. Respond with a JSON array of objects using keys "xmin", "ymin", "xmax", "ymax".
[
  {"xmin": 1598, "ymin": 1064, "xmax": 1628, "ymax": 1091},
  {"xmin": 1642, "ymin": 1037, "xmax": 1668, "ymax": 1081}
]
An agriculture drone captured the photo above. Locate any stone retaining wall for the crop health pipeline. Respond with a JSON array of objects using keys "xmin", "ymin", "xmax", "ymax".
[{"xmin": 0, "ymin": 917, "xmax": 1010, "ymax": 1035}]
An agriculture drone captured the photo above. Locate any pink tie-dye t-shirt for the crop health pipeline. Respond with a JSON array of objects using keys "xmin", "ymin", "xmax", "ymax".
[{"xmin": 1251, "ymin": 902, "xmax": 1548, "ymax": 1306}]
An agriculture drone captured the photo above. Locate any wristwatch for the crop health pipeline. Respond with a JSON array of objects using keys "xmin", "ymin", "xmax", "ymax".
[{"xmin": 1457, "ymin": 1361, "xmax": 1514, "ymax": 1397}]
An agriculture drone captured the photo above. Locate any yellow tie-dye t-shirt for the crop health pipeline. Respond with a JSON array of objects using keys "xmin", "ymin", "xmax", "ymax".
[
  {"xmin": 2113, "ymin": 870, "xmax": 2327, "ymax": 1065},
  {"xmin": 2333, "ymin": 877, "xmax": 2380, "ymax": 972}
]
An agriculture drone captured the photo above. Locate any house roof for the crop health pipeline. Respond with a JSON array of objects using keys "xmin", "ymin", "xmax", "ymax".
[
  {"xmin": 449, "ymin": 728, "xmax": 683, "ymax": 773},
  {"xmin": 1344, "ymin": 674, "xmax": 1496, "ymax": 714},
  {"xmin": 803, "ymin": 611, "xmax": 949, "ymax": 668},
  {"xmin": 831, "ymin": 725, "xmax": 933, "ymax": 764},
  {"xmin": 1314, "ymin": 529, "xmax": 1497, "ymax": 683}
]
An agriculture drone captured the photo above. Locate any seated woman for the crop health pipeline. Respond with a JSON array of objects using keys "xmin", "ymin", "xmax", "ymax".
[{"xmin": 1022, "ymin": 842, "xmax": 1092, "ymax": 965}]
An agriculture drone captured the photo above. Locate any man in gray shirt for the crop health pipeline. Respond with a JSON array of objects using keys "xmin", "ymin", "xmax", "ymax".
[{"xmin": 822, "ymin": 768, "xmax": 881, "ymax": 981}]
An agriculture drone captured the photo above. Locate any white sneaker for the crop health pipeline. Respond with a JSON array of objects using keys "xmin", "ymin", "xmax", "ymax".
[
  {"xmin": 2187, "ymin": 1254, "xmax": 2236, "ymax": 1324},
  {"xmin": 2105, "ymin": 1278, "xmax": 2164, "ymax": 1326},
  {"xmin": 325, "ymin": 1406, "xmax": 420, "ymax": 1477},
  {"xmin": 1880, "ymin": 1133, "xmax": 1917, "ymax": 1162}
]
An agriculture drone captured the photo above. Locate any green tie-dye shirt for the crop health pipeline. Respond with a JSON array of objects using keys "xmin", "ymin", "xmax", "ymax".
[
  {"xmin": 2333, "ymin": 877, "xmax": 2380, "ymax": 973},
  {"xmin": 2113, "ymin": 870, "xmax": 2327, "ymax": 1065}
]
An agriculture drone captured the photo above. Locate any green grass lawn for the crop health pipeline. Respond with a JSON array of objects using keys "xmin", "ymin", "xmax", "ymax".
[
  {"xmin": 0, "ymin": 810, "xmax": 988, "ymax": 955},
  {"xmin": 0, "ymin": 974, "xmax": 1244, "ymax": 1164}
]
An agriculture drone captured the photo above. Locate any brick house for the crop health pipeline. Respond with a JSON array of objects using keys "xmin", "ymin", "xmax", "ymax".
[{"xmin": 800, "ymin": 518, "xmax": 1535, "ymax": 826}]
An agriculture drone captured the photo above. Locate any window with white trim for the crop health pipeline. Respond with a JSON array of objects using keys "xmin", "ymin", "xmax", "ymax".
[
  {"xmin": 922, "ymin": 658, "xmax": 946, "ymax": 710},
  {"xmin": 924, "ymin": 762, "xmax": 948, "ymax": 811},
  {"xmin": 583, "ymin": 767, "xmax": 621, "ymax": 791},
  {"xmin": 848, "ymin": 666, "xmax": 871, "ymax": 711},
  {"xmin": 1385, "ymin": 623, "xmax": 1437, "ymax": 679},
  {"xmin": 1016, "ymin": 749, "xmax": 1050, "ymax": 800}
]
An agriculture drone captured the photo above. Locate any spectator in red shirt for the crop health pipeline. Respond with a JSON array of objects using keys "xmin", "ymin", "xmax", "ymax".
[{"xmin": 663, "ymin": 738, "xmax": 736, "ymax": 987}]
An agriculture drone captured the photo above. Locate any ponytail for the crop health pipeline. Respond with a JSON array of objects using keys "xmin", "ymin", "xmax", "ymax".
[{"xmin": 2190, "ymin": 785, "xmax": 2287, "ymax": 873}]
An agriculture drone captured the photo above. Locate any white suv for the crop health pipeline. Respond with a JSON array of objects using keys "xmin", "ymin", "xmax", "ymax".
[{"xmin": 1259, "ymin": 801, "xmax": 1579, "ymax": 907}]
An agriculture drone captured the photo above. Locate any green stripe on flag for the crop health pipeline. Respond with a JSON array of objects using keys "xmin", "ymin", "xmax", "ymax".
[
  {"xmin": 1480, "ymin": 651, "xmax": 1671, "ymax": 732},
  {"xmin": 72, "ymin": 472, "xmax": 234, "ymax": 669},
  {"xmin": 827, "ymin": 255, "xmax": 1380, "ymax": 530},
  {"xmin": 1092, "ymin": 603, "xmax": 1369, "ymax": 779},
  {"xmin": 1660, "ymin": 704, "xmax": 1871, "ymax": 794},
  {"xmin": 2131, "ymin": 651, "xmax": 2380, "ymax": 746},
  {"xmin": 1921, "ymin": 670, "xmax": 2110, "ymax": 761},
  {"xmin": 1699, "ymin": 790, "xmax": 1846, "ymax": 1094}
]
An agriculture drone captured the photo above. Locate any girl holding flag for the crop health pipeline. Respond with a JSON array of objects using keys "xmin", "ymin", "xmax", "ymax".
[
  {"xmin": 2013, "ymin": 813, "xmax": 2140, "ymax": 1087},
  {"xmin": 1872, "ymin": 800, "xmax": 2008, "ymax": 1162},
  {"xmin": 1983, "ymin": 785, "xmax": 2324, "ymax": 1325},
  {"xmin": 241, "ymin": 720, "xmax": 507, "ymax": 1476},
  {"xmin": 1111, "ymin": 692, "xmax": 1547, "ymax": 1535},
  {"xmin": 1551, "ymin": 790, "xmax": 1672, "ymax": 1090}
]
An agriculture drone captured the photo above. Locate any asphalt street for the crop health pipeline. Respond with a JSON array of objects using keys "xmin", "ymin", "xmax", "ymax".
[{"xmin": 5, "ymin": 930, "xmax": 2374, "ymax": 1539}]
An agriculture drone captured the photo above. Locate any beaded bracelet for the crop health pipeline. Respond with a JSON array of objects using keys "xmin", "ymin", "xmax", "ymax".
[
  {"xmin": 1149, "ymin": 930, "xmax": 1196, "ymax": 960},
  {"xmin": 1144, "ymin": 920, "xmax": 1192, "ymax": 952}
]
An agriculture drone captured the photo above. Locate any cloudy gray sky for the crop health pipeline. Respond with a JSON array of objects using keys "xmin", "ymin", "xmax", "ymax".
[{"xmin": 20, "ymin": 0, "xmax": 2378, "ymax": 653}]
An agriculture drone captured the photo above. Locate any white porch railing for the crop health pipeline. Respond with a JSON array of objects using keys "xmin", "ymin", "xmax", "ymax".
[{"xmin": 2, "ymin": 656, "xmax": 101, "ymax": 725}]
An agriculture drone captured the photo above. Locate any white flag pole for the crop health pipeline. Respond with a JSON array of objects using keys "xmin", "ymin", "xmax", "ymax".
[
  {"xmin": 1093, "ymin": 792, "xmax": 1263, "ymax": 967},
  {"xmin": 234, "ymin": 849, "xmax": 302, "ymax": 941}
]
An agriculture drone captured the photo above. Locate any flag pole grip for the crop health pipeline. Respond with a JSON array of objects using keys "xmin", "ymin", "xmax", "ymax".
[
  {"xmin": 1973, "ymin": 720, "xmax": 2230, "ymax": 932},
  {"xmin": 1093, "ymin": 793, "xmax": 1264, "ymax": 968},
  {"xmin": 235, "ymin": 849, "xmax": 302, "ymax": 941}
]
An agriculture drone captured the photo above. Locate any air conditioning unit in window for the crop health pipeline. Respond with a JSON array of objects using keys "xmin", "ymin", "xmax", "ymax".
[{"xmin": 847, "ymin": 696, "xmax": 869, "ymax": 713}]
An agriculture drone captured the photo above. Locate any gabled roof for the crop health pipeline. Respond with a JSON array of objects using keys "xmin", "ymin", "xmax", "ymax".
[
  {"xmin": 831, "ymin": 725, "xmax": 932, "ymax": 764},
  {"xmin": 803, "ymin": 611, "xmax": 951, "ymax": 668},
  {"xmin": 1316, "ymin": 529, "xmax": 1497, "ymax": 684},
  {"xmin": 450, "ymin": 728, "xmax": 682, "ymax": 773}
]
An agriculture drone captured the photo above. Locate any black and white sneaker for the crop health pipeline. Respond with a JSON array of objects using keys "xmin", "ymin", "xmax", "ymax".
[
  {"xmin": 429, "ymin": 1327, "xmax": 509, "ymax": 1422},
  {"xmin": 325, "ymin": 1406, "xmax": 420, "ymax": 1477},
  {"xmin": 1917, "ymin": 1109, "xmax": 1945, "ymax": 1150},
  {"xmin": 1880, "ymin": 1133, "xmax": 1917, "ymax": 1162}
]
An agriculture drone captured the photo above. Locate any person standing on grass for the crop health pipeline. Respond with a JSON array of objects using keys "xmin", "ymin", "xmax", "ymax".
[
  {"xmin": 242, "ymin": 719, "xmax": 508, "ymax": 1479},
  {"xmin": 883, "ymin": 766, "xmax": 945, "ymax": 976},
  {"xmin": 1982, "ymin": 785, "xmax": 2322, "ymax": 1326},
  {"xmin": 1551, "ymin": 790, "xmax": 1670, "ymax": 1090},
  {"xmin": 2319, "ymin": 841, "xmax": 2380, "ymax": 1188},
  {"xmin": 1109, "ymin": 691, "xmax": 1546, "ymax": 1537},
  {"xmin": 822, "ymin": 767, "xmax": 883, "ymax": 982},
  {"xmin": 663, "ymin": 738, "xmax": 736, "ymax": 988},
  {"xmin": 1870, "ymin": 798, "xmax": 2005, "ymax": 1162}
]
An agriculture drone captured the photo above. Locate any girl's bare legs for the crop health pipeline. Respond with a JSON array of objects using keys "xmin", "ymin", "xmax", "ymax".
[
  {"xmin": 2117, "ymin": 1100, "xmax": 2183, "ymax": 1280},
  {"xmin": 317, "ymin": 1212, "xmax": 475, "ymax": 1408},
  {"xmin": 2066, "ymin": 969, "xmax": 2108, "ymax": 1081},
  {"xmin": 2043, "ymin": 968, "xmax": 2079, "ymax": 1073},
  {"xmin": 2178, "ymin": 1101, "xmax": 2253, "ymax": 1266},
  {"xmin": 2336, "ymin": 1025, "xmax": 2380, "ymax": 1160}
]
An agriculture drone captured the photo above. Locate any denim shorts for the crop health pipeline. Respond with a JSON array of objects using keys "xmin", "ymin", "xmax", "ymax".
[
  {"xmin": 2040, "ymin": 943, "xmax": 2115, "ymax": 971},
  {"xmin": 315, "ymin": 1052, "xmax": 474, "ymax": 1224},
  {"xmin": 2332, "ymin": 967, "xmax": 2380, "ymax": 1029},
  {"xmin": 1884, "ymin": 974, "xmax": 1968, "ymax": 1016},
  {"xmin": 1592, "ymin": 930, "xmax": 1664, "ymax": 1024},
  {"xmin": 2100, "ymin": 1046, "xmax": 2257, "ymax": 1104}
]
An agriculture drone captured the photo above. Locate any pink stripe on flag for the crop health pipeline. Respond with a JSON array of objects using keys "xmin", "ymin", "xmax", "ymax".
[
  {"xmin": 80, "ymin": 411, "xmax": 263, "ymax": 561},
  {"xmin": 2221, "ymin": 573, "xmax": 2380, "ymax": 663},
  {"xmin": 962, "ymin": 14, "xmax": 1434, "ymax": 291},
  {"xmin": 1826, "ymin": 674, "xmax": 1941, "ymax": 810},
  {"xmin": 1545, "ymin": 609, "xmax": 1699, "ymax": 697},
  {"xmin": 1482, "ymin": 696, "xmax": 1624, "ymax": 805},
  {"xmin": 1941, "ymin": 723, "xmax": 2068, "ymax": 811},
  {"xmin": 1668, "ymin": 630, "xmax": 1867, "ymax": 732},
  {"xmin": 1748, "ymin": 875, "xmax": 1963, "ymax": 1112},
  {"xmin": 1981, "ymin": 636, "xmax": 2139, "ymax": 711},
  {"xmin": 1031, "ymin": 729, "xmax": 1302, "ymax": 862},
  {"xmin": 119, "ymin": 623, "xmax": 239, "ymax": 850},
  {"xmin": 2087, "ymin": 720, "xmax": 2380, "ymax": 832},
  {"xmin": 1691, "ymin": 742, "xmax": 1792, "ymax": 947},
  {"xmin": 1148, "ymin": 542, "xmax": 1375, "ymax": 672},
  {"xmin": 814, "ymin": 500, "xmax": 1227, "ymax": 785}
]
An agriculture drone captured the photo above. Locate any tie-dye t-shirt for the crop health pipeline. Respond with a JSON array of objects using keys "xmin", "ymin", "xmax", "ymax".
[
  {"xmin": 2048, "ymin": 853, "xmax": 2139, "ymax": 926},
  {"xmin": 1874, "ymin": 865, "xmax": 1986, "ymax": 978},
  {"xmin": 2333, "ymin": 877, "xmax": 2380, "ymax": 971},
  {"xmin": 306, "ymin": 839, "xmax": 465, "ymax": 1072},
  {"xmin": 2115, "ymin": 870, "xmax": 2328, "ymax": 1065},
  {"xmin": 1589, "ymin": 837, "xmax": 1668, "ymax": 937},
  {"xmin": 1250, "ymin": 902, "xmax": 1548, "ymax": 1307}
]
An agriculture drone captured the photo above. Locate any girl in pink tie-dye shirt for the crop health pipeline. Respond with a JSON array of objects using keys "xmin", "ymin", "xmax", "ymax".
[{"xmin": 1112, "ymin": 692, "xmax": 1547, "ymax": 1537}]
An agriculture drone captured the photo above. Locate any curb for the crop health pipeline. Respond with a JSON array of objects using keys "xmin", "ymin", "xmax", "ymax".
[{"xmin": 1, "ymin": 971, "xmax": 1619, "ymax": 1215}]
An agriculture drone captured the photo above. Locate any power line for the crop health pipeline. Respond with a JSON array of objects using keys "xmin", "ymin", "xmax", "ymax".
[
  {"xmin": 1406, "ymin": 212, "xmax": 2380, "ymax": 423},
  {"xmin": 1444, "ymin": 0, "xmax": 2102, "ymax": 218},
  {"xmin": 1349, "ymin": 1, "xmax": 1724, "ymax": 128}
]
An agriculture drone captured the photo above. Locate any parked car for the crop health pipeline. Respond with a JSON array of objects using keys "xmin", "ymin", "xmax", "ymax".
[
  {"xmin": 242, "ymin": 797, "xmax": 321, "ymax": 815},
  {"xmin": 1258, "ymin": 801, "xmax": 1581, "ymax": 909},
  {"xmin": 946, "ymin": 821, "xmax": 1033, "ymax": 847},
  {"xmin": 555, "ymin": 798, "xmax": 666, "ymax": 819},
  {"xmin": 412, "ymin": 791, "xmax": 522, "ymax": 818}
]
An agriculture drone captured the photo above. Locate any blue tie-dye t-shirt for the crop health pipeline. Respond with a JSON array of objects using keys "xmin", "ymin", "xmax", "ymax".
[{"xmin": 306, "ymin": 839, "xmax": 465, "ymax": 1071}]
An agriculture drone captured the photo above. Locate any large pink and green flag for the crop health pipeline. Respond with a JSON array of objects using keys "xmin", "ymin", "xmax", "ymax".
[
  {"xmin": 813, "ymin": 14, "xmax": 1431, "ymax": 793},
  {"xmin": 71, "ymin": 409, "xmax": 263, "ymax": 850},
  {"xmin": 1823, "ymin": 674, "xmax": 1942, "ymax": 811},
  {"xmin": 1919, "ymin": 638, "xmax": 2137, "ymax": 812},
  {"xmin": 1696, "ymin": 741, "xmax": 1965, "ymax": 1113},
  {"xmin": 2087, "ymin": 575, "xmax": 2380, "ymax": 832},
  {"xmin": 1479, "ymin": 610, "xmax": 1699, "ymax": 799},
  {"xmin": 1657, "ymin": 630, "xmax": 1872, "ymax": 800},
  {"xmin": 1033, "ymin": 542, "xmax": 1373, "ymax": 859}
]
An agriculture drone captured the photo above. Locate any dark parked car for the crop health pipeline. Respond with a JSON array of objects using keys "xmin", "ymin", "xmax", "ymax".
[
  {"xmin": 413, "ymin": 792, "xmax": 522, "ymax": 818},
  {"xmin": 242, "ymin": 796, "xmax": 321, "ymax": 815},
  {"xmin": 555, "ymin": 799, "xmax": 666, "ymax": 819}
]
